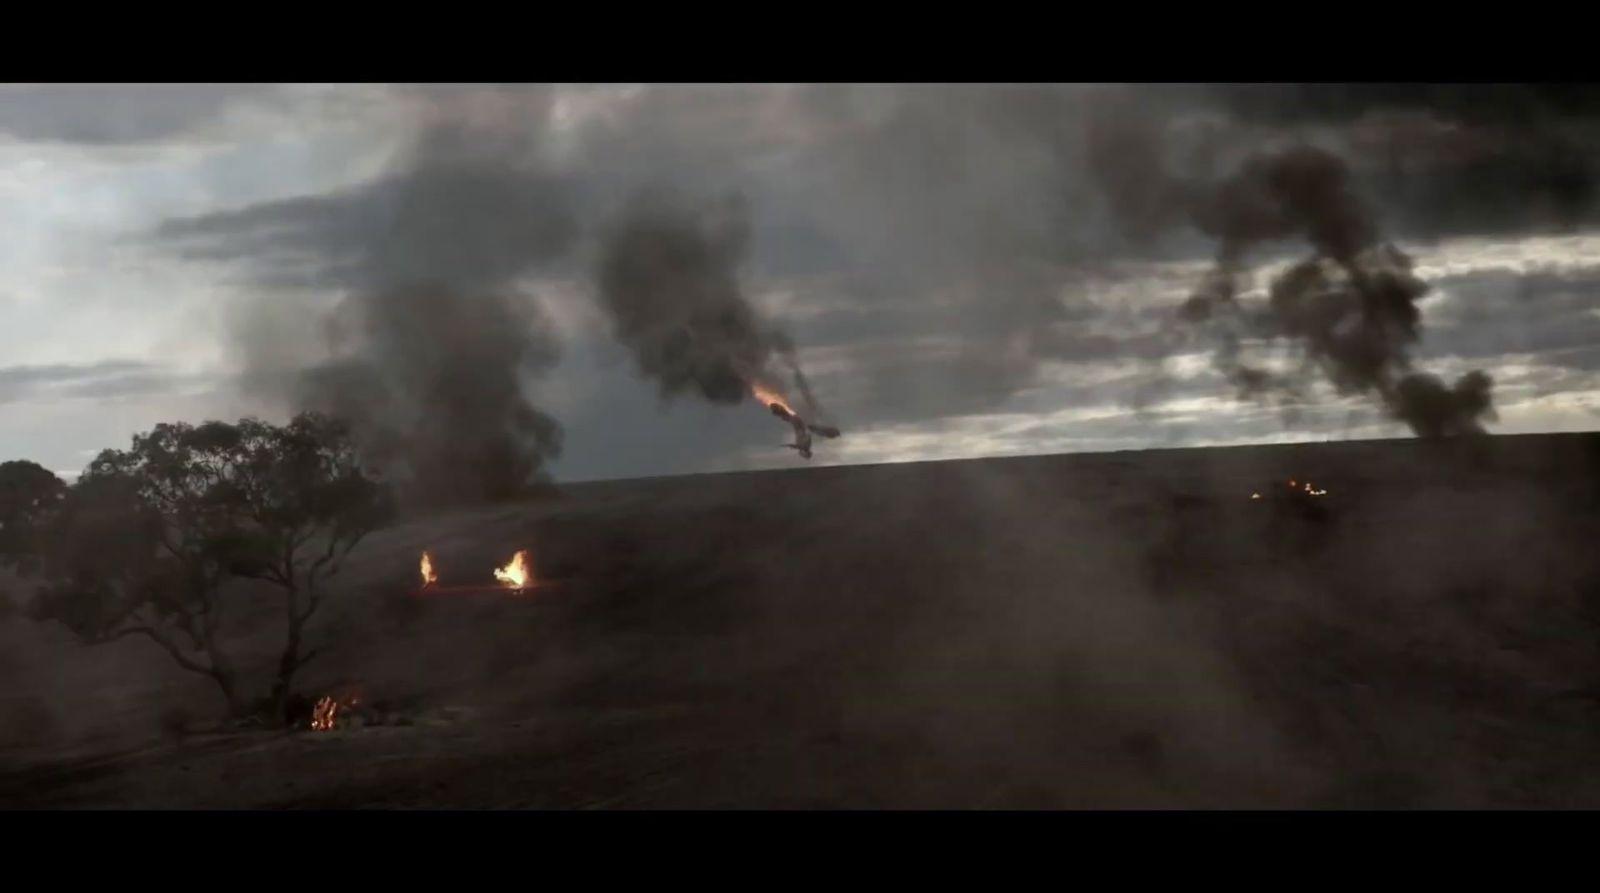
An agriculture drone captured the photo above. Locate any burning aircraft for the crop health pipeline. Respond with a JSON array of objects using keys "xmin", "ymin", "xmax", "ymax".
[{"xmin": 752, "ymin": 381, "xmax": 840, "ymax": 461}]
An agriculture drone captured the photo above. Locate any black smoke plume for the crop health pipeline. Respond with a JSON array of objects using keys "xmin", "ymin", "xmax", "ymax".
[
  {"xmin": 594, "ymin": 189, "xmax": 833, "ymax": 424},
  {"xmin": 1088, "ymin": 94, "xmax": 1496, "ymax": 438},
  {"xmin": 296, "ymin": 129, "xmax": 574, "ymax": 505},
  {"xmin": 160, "ymin": 109, "xmax": 575, "ymax": 507}
]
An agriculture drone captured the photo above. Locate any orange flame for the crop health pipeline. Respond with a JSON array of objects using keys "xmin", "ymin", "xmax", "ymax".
[
  {"xmin": 420, "ymin": 551, "xmax": 438, "ymax": 588},
  {"xmin": 311, "ymin": 696, "xmax": 338, "ymax": 731},
  {"xmin": 494, "ymin": 550, "xmax": 532, "ymax": 590},
  {"xmin": 750, "ymin": 381, "xmax": 795, "ymax": 416}
]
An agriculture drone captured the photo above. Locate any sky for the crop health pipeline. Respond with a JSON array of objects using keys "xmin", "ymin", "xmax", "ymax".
[{"xmin": 3, "ymin": 83, "xmax": 1600, "ymax": 485}]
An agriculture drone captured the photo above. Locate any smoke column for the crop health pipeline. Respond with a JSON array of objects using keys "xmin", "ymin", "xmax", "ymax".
[
  {"xmin": 1087, "ymin": 92, "xmax": 1496, "ymax": 438},
  {"xmin": 594, "ymin": 189, "xmax": 831, "ymax": 424},
  {"xmin": 158, "ymin": 102, "xmax": 577, "ymax": 507},
  {"xmin": 300, "ymin": 125, "xmax": 574, "ymax": 505}
]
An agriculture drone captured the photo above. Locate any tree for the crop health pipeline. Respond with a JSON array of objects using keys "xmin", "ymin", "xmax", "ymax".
[
  {"xmin": 0, "ymin": 459, "xmax": 67, "ymax": 574},
  {"xmin": 25, "ymin": 412, "xmax": 394, "ymax": 723}
]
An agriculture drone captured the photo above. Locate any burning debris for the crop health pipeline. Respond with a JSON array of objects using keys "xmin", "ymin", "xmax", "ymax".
[
  {"xmin": 493, "ymin": 550, "xmax": 532, "ymax": 591},
  {"xmin": 595, "ymin": 190, "xmax": 841, "ymax": 461}
]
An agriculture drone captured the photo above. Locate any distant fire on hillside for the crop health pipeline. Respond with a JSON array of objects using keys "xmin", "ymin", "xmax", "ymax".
[
  {"xmin": 412, "ymin": 548, "xmax": 554, "ymax": 595},
  {"xmin": 1253, "ymin": 479, "xmax": 1330, "ymax": 500}
]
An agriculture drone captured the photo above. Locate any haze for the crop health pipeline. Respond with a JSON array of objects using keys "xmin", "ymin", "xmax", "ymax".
[{"xmin": 4, "ymin": 84, "xmax": 1600, "ymax": 484}]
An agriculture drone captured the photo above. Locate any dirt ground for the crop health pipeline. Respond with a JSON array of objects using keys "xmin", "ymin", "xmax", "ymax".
[{"xmin": 5, "ymin": 434, "xmax": 1600, "ymax": 808}]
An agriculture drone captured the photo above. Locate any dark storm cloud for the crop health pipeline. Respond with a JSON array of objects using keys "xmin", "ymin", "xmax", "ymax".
[
  {"xmin": 153, "ymin": 130, "xmax": 574, "ymax": 292},
  {"xmin": 141, "ymin": 84, "xmax": 1600, "ymax": 479},
  {"xmin": 0, "ymin": 85, "xmax": 283, "ymax": 145},
  {"xmin": 1176, "ymin": 84, "xmax": 1600, "ymax": 238},
  {"xmin": 0, "ymin": 360, "xmax": 188, "ymax": 404},
  {"xmin": 152, "ymin": 85, "xmax": 1136, "ymax": 445},
  {"xmin": 581, "ymin": 85, "xmax": 1115, "ymax": 351},
  {"xmin": 1197, "ymin": 84, "xmax": 1600, "ymax": 128},
  {"xmin": 1419, "ymin": 265, "xmax": 1600, "ymax": 371},
  {"xmin": 616, "ymin": 84, "xmax": 1160, "ymax": 423},
  {"xmin": 0, "ymin": 360, "xmax": 149, "ymax": 389}
]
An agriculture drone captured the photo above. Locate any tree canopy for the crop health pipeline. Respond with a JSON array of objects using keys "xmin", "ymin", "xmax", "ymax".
[
  {"xmin": 0, "ymin": 459, "xmax": 68, "ymax": 574},
  {"xmin": 23, "ymin": 412, "xmax": 394, "ymax": 721}
]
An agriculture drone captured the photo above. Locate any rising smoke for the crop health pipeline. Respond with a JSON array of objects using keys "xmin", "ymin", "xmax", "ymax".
[
  {"xmin": 294, "ymin": 127, "xmax": 575, "ymax": 506},
  {"xmin": 147, "ymin": 84, "xmax": 1553, "ymax": 487},
  {"xmin": 160, "ymin": 97, "xmax": 576, "ymax": 507},
  {"xmin": 594, "ymin": 189, "xmax": 828, "ymax": 420},
  {"xmin": 1086, "ymin": 90, "xmax": 1497, "ymax": 438}
]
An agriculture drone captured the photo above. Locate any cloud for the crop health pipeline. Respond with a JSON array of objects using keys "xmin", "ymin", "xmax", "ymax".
[
  {"xmin": 147, "ymin": 86, "xmax": 1138, "ymax": 433},
  {"xmin": 1196, "ymin": 84, "xmax": 1600, "ymax": 127},
  {"xmin": 0, "ymin": 360, "xmax": 193, "ymax": 404},
  {"xmin": 1416, "ymin": 247, "xmax": 1600, "ymax": 372},
  {"xmin": 1179, "ymin": 85, "xmax": 1600, "ymax": 238},
  {"xmin": 124, "ymin": 85, "xmax": 1600, "ymax": 480},
  {"xmin": 0, "ymin": 85, "xmax": 285, "ymax": 145},
  {"xmin": 151, "ymin": 131, "xmax": 574, "ymax": 293}
]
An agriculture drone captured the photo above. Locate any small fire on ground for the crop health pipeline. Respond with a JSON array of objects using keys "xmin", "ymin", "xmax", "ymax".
[
  {"xmin": 494, "ymin": 550, "xmax": 533, "ymax": 590},
  {"xmin": 1252, "ymin": 478, "xmax": 1330, "ymax": 500},
  {"xmin": 309, "ymin": 693, "xmax": 361, "ymax": 731},
  {"xmin": 420, "ymin": 551, "xmax": 439, "ymax": 588},
  {"xmin": 310, "ymin": 697, "xmax": 338, "ymax": 731},
  {"xmin": 412, "ymin": 549, "xmax": 542, "ymax": 593}
]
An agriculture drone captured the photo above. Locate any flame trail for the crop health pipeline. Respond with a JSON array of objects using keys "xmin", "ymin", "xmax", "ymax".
[
  {"xmin": 420, "ymin": 551, "xmax": 439, "ymax": 588},
  {"xmin": 750, "ymin": 381, "xmax": 796, "ymax": 416}
]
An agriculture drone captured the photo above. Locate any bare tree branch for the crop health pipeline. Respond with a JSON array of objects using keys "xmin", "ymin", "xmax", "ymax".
[{"xmin": 105, "ymin": 624, "xmax": 214, "ymax": 677}]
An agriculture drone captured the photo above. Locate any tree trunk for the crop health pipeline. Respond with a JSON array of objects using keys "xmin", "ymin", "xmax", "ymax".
[
  {"xmin": 268, "ymin": 627, "xmax": 301, "ymax": 726},
  {"xmin": 196, "ymin": 602, "xmax": 243, "ymax": 718},
  {"xmin": 268, "ymin": 580, "xmax": 306, "ymax": 726},
  {"xmin": 214, "ymin": 671, "xmax": 245, "ymax": 719}
]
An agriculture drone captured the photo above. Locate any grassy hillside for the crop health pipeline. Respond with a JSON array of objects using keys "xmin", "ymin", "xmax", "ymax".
[{"xmin": 4, "ymin": 432, "xmax": 1600, "ymax": 808}]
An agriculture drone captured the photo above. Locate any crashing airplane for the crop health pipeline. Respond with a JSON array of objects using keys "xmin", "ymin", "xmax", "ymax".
[{"xmin": 768, "ymin": 402, "xmax": 840, "ymax": 460}]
